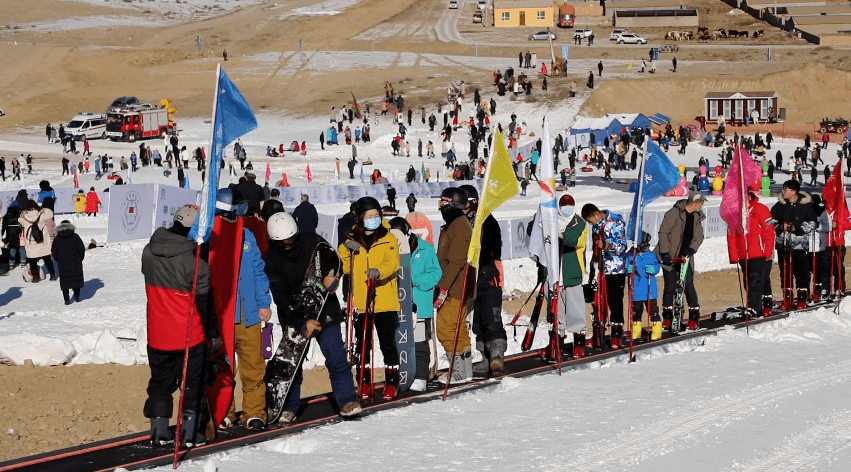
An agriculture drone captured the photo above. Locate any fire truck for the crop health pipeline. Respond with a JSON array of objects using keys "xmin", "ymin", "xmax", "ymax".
[{"xmin": 105, "ymin": 101, "xmax": 176, "ymax": 142}]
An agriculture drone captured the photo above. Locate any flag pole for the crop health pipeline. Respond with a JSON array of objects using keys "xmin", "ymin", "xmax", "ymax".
[
  {"xmin": 173, "ymin": 63, "xmax": 221, "ymax": 469},
  {"xmin": 627, "ymin": 139, "xmax": 648, "ymax": 361}
]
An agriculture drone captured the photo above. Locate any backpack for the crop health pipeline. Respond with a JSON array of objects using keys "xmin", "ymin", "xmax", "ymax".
[{"xmin": 28, "ymin": 214, "xmax": 44, "ymax": 244}]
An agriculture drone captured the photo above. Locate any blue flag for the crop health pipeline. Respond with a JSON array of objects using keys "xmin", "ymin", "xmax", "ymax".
[
  {"xmin": 360, "ymin": 163, "xmax": 365, "ymax": 183},
  {"xmin": 626, "ymin": 140, "xmax": 681, "ymax": 243},
  {"xmin": 189, "ymin": 66, "xmax": 258, "ymax": 243}
]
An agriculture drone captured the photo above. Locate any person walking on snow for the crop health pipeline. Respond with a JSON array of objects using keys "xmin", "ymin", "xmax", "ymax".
[{"xmin": 51, "ymin": 220, "xmax": 86, "ymax": 305}]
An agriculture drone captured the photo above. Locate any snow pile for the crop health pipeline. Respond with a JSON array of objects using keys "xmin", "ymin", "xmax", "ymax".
[
  {"xmin": 70, "ymin": 326, "xmax": 147, "ymax": 366},
  {"xmin": 0, "ymin": 333, "xmax": 76, "ymax": 366}
]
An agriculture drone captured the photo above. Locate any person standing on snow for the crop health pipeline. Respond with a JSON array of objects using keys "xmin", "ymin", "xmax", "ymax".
[
  {"xmin": 771, "ymin": 180, "xmax": 817, "ymax": 309},
  {"xmin": 207, "ymin": 189, "xmax": 272, "ymax": 431},
  {"xmin": 727, "ymin": 185, "xmax": 775, "ymax": 318},
  {"xmin": 553, "ymin": 195, "xmax": 590, "ymax": 359},
  {"xmin": 654, "ymin": 192, "xmax": 706, "ymax": 330},
  {"xmin": 141, "ymin": 205, "xmax": 219, "ymax": 448},
  {"xmin": 433, "ymin": 188, "xmax": 475, "ymax": 384},
  {"xmin": 338, "ymin": 197, "xmax": 402, "ymax": 401},
  {"xmin": 51, "ymin": 220, "xmax": 86, "ymax": 305},
  {"xmin": 581, "ymin": 203, "xmax": 627, "ymax": 348},
  {"xmin": 628, "ymin": 232, "xmax": 662, "ymax": 341}
]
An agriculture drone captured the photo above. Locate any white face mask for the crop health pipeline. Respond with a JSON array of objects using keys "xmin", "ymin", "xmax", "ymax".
[{"xmin": 560, "ymin": 206, "xmax": 575, "ymax": 217}]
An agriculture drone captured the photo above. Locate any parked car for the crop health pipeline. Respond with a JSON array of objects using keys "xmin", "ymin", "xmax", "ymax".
[
  {"xmin": 529, "ymin": 31, "xmax": 557, "ymax": 41},
  {"xmin": 609, "ymin": 29, "xmax": 628, "ymax": 41},
  {"xmin": 573, "ymin": 29, "xmax": 593, "ymax": 39},
  {"xmin": 65, "ymin": 112, "xmax": 108, "ymax": 141},
  {"xmin": 0, "ymin": 108, "xmax": 4, "ymax": 117},
  {"xmin": 106, "ymin": 96, "xmax": 139, "ymax": 113},
  {"xmin": 477, "ymin": 0, "xmax": 487, "ymax": 9},
  {"xmin": 448, "ymin": 0, "xmax": 458, "ymax": 9},
  {"xmin": 616, "ymin": 33, "xmax": 647, "ymax": 44}
]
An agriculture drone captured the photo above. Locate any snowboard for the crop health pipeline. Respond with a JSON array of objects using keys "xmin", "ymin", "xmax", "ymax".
[
  {"xmin": 406, "ymin": 211, "xmax": 434, "ymax": 245},
  {"xmin": 395, "ymin": 252, "xmax": 416, "ymax": 392},
  {"xmin": 265, "ymin": 242, "xmax": 341, "ymax": 424},
  {"xmin": 205, "ymin": 217, "xmax": 243, "ymax": 428},
  {"xmin": 669, "ymin": 256, "xmax": 690, "ymax": 334}
]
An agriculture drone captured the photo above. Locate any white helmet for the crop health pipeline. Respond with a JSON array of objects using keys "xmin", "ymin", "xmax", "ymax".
[{"xmin": 267, "ymin": 212, "xmax": 298, "ymax": 241}]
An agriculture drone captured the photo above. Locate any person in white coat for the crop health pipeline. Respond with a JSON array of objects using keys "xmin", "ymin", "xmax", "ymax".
[{"xmin": 19, "ymin": 200, "xmax": 56, "ymax": 282}]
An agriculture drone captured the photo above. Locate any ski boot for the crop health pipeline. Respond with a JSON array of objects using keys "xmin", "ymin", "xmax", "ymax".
[
  {"xmin": 661, "ymin": 307, "xmax": 673, "ymax": 330},
  {"xmin": 279, "ymin": 411, "xmax": 297, "ymax": 424},
  {"xmin": 762, "ymin": 296, "xmax": 773, "ymax": 318},
  {"xmin": 631, "ymin": 321, "xmax": 642, "ymax": 340},
  {"xmin": 610, "ymin": 324, "xmax": 623, "ymax": 350},
  {"xmin": 179, "ymin": 410, "xmax": 206, "ymax": 448},
  {"xmin": 437, "ymin": 353, "xmax": 468, "ymax": 385},
  {"xmin": 573, "ymin": 333, "xmax": 586, "ymax": 359},
  {"xmin": 464, "ymin": 351, "xmax": 473, "ymax": 382},
  {"xmin": 780, "ymin": 288, "xmax": 794, "ymax": 310},
  {"xmin": 339, "ymin": 401, "xmax": 362, "ymax": 417},
  {"xmin": 409, "ymin": 379, "xmax": 427, "ymax": 392},
  {"xmin": 149, "ymin": 417, "xmax": 174, "ymax": 446},
  {"xmin": 357, "ymin": 368, "xmax": 373, "ymax": 400},
  {"xmin": 796, "ymin": 288, "xmax": 808, "ymax": 310},
  {"xmin": 382, "ymin": 367, "xmax": 399, "ymax": 401},
  {"xmin": 650, "ymin": 321, "xmax": 663, "ymax": 341},
  {"xmin": 540, "ymin": 330, "xmax": 559, "ymax": 362},
  {"xmin": 687, "ymin": 307, "xmax": 700, "ymax": 330},
  {"xmin": 487, "ymin": 339, "xmax": 507, "ymax": 375},
  {"xmin": 472, "ymin": 342, "xmax": 490, "ymax": 378},
  {"xmin": 812, "ymin": 284, "xmax": 822, "ymax": 303}
]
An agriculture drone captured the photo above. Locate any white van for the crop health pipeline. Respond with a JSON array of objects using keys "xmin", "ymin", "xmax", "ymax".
[{"xmin": 66, "ymin": 112, "xmax": 108, "ymax": 140}]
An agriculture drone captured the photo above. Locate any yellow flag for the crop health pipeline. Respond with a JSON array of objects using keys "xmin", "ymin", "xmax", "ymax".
[
  {"xmin": 627, "ymin": 62, "xmax": 633, "ymax": 70},
  {"xmin": 467, "ymin": 129, "xmax": 519, "ymax": 267}
]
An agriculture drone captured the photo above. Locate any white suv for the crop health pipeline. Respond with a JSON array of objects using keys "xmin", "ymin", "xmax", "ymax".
[
  {"xmin": 477, "ymin": 0, "xmax": 487, "ymax": 9},
  {"xmin": 449, "ymin": 0, "xmax": 458, "ymax": 8},
  {"xmin": 610, "ymin": 29, "xmax": 628, "ymax": 41},
  {"xmin": 616, "ymin": 33, "xmax": 647, "ymax": 44},
  {"xmin": 573, "ymin": 29, "xmax": 593, "ymax": 39}
]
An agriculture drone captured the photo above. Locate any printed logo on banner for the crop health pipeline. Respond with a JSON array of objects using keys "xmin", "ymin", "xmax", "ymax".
[
  {"xmin": 121, "ymin": 190, "xmax": 143, "ymax": 234},
  {"xmin": 335, "ymin": 186, "xmax": 349, "ymax": 203},
  {"xmin": 512, "ymin": 219, "xmax": 530, "ymax": 257},
  {"xmin": 280, "ymin": 188, "xmax": 297, "ymax": 205}
]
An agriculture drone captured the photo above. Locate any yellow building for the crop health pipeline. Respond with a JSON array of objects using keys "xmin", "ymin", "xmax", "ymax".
[{"xmin": 494, "ymin": 0, "xmax": 555, "ymax": 27}]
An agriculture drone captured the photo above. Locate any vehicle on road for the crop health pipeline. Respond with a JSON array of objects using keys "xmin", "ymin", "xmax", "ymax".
[
  {"xmin": 573, "ymin": 29, "xmax": 593, "ymax": 39},
  {"xmin": 616, "ymin": 33, "xmax": 647, "ymax": 44},
  {"xmin": 477, "ymin": 0, "xmax": 487, "ymax": 10},
  {"xmin": 106, "ymin": 103, "xmax": 174, "ymax": 142},
  {"xmin": 557, "ymin": 5, "xmax": 575, "ymax": 28},
  {"xmin": 609, "ymin": 29, "xmax": 628, "ymax": 41},
  {"xmin": 529, "ymin": 31, "xmax": 557, "ymax": 41},
  {"xmin": 449, "ymin": 0, "xmax": 458, "ymax": 9},
  {"xmin": 473, "ymin": 11, "xmax": 483, "ymax": 23},
  {"xmin": 106, "ymin": 96, "xmax": 139, "ymax": 113},
  {"xmin": 820, "ymin": 117, "xmax": 848, "ymax": 134},
  {"xmin": 65, "ymin": 112, "xmax": 108, "ymax": 141}
]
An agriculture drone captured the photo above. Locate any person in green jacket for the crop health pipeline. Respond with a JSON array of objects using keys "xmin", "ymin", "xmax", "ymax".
[{"xmin": 555, "ymin": 194, "xmax": 589, "ymax": 359}]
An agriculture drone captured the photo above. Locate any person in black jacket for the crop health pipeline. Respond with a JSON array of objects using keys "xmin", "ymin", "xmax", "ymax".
[
  {"xmin": 291, "ymin": 194, "xmax": 318, "ymax": 234},
  {"xmin": 2, "ymin": 203, "xmax": 24, "ymax": 269},
  {"xmin": 263, "ymin": 212, "xmax": 361, "ymax": 422},
  {"xmin": 387, "ymin": 185, "xmax": 397, "ymax": 210},
  {"xmin": 771, "ymin": 180, "xmax": 817, "ymax": 309},
  {"xmin": 51, "ymin": 220, "xmax": 86, "ymax": 304},
  {"xmin": 260, "ymin": 189, "xmax": 284, "ymax": 222}
]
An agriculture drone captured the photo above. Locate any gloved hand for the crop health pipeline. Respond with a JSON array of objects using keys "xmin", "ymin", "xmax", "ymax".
[
  {"xmin": 303, "ymin": 319, "xmax": 323, "ymax": 338},
  {"xmin": 681, "ymin": 248, "xmax": 695, "ymax": 258},
  {"xmin": 209, "ymin": 337, "xmax": 223, "ymax": 354},
  {"xmin": 644, "ymin": 264, "xmax": 657, "ymax": 275},
  {"xmin": 366, "ymin": 268, "xmax": 381, "ymax": 280},
  {"xmin": 433, "ymin": 287, "xmax": 448, "ymax": 309},
  {"xmin": 626, "ymin": 264, "xmax": 634, "ymax": 274},
  {"xmin": 344, "ymin": 240, "xmax": 362, "ymax": 252},
  {"xmin": 661, "ymin": 253, "xmax": 672, "ymax": 266},
  {"xmin": 536, "ymin": 264, "xmax": 547, "ymax": 284}
]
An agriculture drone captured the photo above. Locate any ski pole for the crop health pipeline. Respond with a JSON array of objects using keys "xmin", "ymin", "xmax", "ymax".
[
  {"xmin": 173, "ymin": 245, "xmax": 202, "ymax": 469},
  {"xmin": 443, "ymin": 263, "xmax": 472, "ymax": 402},
  {"xmin": 551, "ymin": 283, "xmax": 562, "ymax": 375},
  {"xmin": 510, "ymin": 280, "xmax": 543, "ymax": 326}
]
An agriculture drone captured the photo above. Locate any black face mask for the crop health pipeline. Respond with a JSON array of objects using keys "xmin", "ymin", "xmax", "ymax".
[{"xmin": 441, "ymin": 206, "xmax": 464, "ymax": 224}]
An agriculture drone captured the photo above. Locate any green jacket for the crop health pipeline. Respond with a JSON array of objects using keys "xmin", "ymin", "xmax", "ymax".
[{"xmin": 560, "ymin": 215, "xmax": 588, "ymax": 287}]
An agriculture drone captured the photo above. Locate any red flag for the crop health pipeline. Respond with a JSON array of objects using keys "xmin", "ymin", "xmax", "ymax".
[
  {"xmin": 720, "ymin": 146, "xmax": 762, "ymax": 234},
  {"xmin": 73, "ymin": 167, "xmax": 79, "ymax": 188},
  {"xmin": 306, "ymin": 163, "xmax": 312, "ymax": 183},
  {"xmin": 823, "ymin": 155, "xmax": 850, "ymax": 235},
  {"xmin": 265, "ymin": 163, "xmax": 271, "ymax": 183}
]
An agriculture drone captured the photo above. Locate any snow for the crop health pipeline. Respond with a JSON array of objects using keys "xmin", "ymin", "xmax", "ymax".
[{"xmin": 141, "ymin": 305, "xmax": 851, "ymax": 472}]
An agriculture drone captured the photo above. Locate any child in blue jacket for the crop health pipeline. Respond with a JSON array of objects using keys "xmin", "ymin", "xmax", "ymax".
[{"xmin": 627, "ymin": 232, "xmax": 662, "ymax": 340}]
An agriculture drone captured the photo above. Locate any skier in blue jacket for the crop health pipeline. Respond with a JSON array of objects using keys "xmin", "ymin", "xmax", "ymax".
[{"xmin": 627, "ymin": 232, "xmax": 662, "ymax": 340}]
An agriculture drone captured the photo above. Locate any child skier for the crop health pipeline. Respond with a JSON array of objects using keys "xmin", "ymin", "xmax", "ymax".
[{"xmin": 628, "ymin": 232, "xmax": 662, "ymax": 340}]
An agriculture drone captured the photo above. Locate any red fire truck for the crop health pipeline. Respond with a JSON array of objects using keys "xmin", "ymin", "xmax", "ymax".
[{"xmin": 105, "ymin": 103, "xmax": 175, "ymax": 142}]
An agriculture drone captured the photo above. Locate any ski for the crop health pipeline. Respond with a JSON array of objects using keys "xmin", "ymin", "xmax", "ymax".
[{"xmin": 669, "ymin": 256, "xmax": 690, "ymax": 335}]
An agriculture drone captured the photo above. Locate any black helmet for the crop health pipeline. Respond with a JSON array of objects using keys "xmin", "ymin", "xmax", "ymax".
[
  {"xmin": 459, "ymin": 184, "xmax": 479, "ymax": 209},
  {"xmin": 439, "ymin": 187, "xmax": 468, "ymax": 210},
  {"xmin": 356, "ymin": 196, "xmax": 382, "ymax": 217},
  {"xmin": 388, "ymin": 217, "xmax": 411, "ymax": 235}
]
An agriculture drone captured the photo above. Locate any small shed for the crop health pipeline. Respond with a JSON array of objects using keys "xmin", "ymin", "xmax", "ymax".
[
  {"xmin": 703, "ymin": 91, "xmax": 779, "ymax": 123},
  {"xmin": 569, "ymin": 113, "xmax": 651, "ymax": 147},
  {"xmin": 494, "ymin": 0, "xmax": 555, "ymax": 27},
  {"xmin": 613, "ymin": 8, "xmax": 698, "ymax": 28}
]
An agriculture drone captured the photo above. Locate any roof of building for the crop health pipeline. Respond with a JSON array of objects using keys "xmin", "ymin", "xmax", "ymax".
[
  {"xmin": 783, "ymin": 5, "xmax": 851, "ymax": 15},
  {"xmin": 793, "ymin": 15, "xmax": 851, "ymax": 25},
  {"xmin": 703, "ymin": 91, "xmax": 778, "ymax": 99},
  {"xmin": 494, "ymin": 0, "xmax": 555, "ymax": 10},
  {"xmin": 606, "ymin": 0, "xmax": 685, "ymax": 9},
  {"xmin": 745, "ymin": 0, "xmax": 825, "ymax": 7}
]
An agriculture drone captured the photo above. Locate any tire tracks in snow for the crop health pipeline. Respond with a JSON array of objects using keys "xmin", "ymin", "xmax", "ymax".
[{"xmin": 558, "ymin": 360, "xmax": 851, "ymax": 471}]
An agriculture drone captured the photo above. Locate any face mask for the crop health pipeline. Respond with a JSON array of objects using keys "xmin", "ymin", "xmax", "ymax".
[
  {"xmin": 364, "ymin": 217, "xmax": 381, "ymax": 231},
  {"xmin": 441, "ymin": 207, "xmax": 464, "ymax": 224},
  {"xmin": 560, "ymin": 206, "xmax": 574, "ymax": 217}
]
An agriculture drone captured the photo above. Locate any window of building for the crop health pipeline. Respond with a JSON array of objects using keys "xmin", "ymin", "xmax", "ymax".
[
  {"xmin": 537, "ymin": 11, "xmax": 545, "ymax": 20},
  {"xmin": 723, "ymin": 100, "xmax": 731, "ymax": 119},
  {"xmin": 761, "ymin": 99, "xmax": 769, "ymax": 119},
  {"xmin": 747, "ymin": 99, "xmax": 756, "ymax": 115},
  {"xmin": 709, "ymin": 100, "xmax": 718, "ymax": 120},
  {"xmin": 734, "ymin": 100, "xmax": 743, "ymax": 120},
  {"xmin": 502, "ymin": 11, "xmax": 510, "ymax": 21}
]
